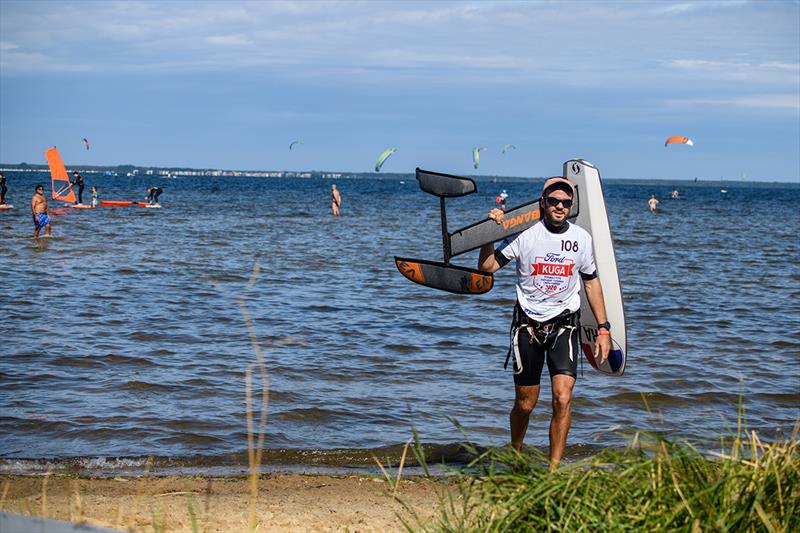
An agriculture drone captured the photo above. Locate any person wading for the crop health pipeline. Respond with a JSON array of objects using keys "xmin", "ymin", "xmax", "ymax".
[
  {"xmin": 0, "ymin": 173, "xmax": 7, "ymax": 205},
  {"xmin": 31, "ymin": 184, "xmax": 51, "ymax": 238},
  {"xmin": 71, "ymin": 171, "xmax": 85, "ymax": 205},
  {"xmin": 331, "ymin": 184, "xmax": 341, "ymax": 216},
  {"xmin": 478, "ymin": 176, "xmax": 611, "ymax": 471}
]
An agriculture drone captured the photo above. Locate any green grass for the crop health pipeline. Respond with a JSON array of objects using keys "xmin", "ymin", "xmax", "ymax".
[{"xmin": 412, "ymin": 424, "xmax": 799, "ymax": 532}]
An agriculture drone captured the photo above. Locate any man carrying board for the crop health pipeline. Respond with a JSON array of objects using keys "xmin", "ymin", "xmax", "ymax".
[{"xmin": 477, "ymin": 177, "xmax": 611, "ymax": 471}]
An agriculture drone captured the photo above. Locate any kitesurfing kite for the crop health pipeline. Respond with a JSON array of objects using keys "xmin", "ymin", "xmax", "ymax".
[
  {"xmin": 82, "ymin": 138, "xmax": 90, "ymax": 150},
  {"xmin": 472, "ymin": 147, "xmax": 486, "ymax": 169},
  {"xmin": 664, "ymin": 136, "xmax": 693, "ymax": 147},
  {"xmin": 289, "ymin": 139, "xmax": 304, "ymax": 150},
  {"xmin": 501, "ymin": 144, "xmax": 516, "ymax": 154},
  {"xmin": 375, "ymin": 147, "xmax": 397, "ymax": 172}
]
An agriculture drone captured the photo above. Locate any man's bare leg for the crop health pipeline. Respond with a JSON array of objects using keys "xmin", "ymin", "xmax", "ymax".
[
  {"xmin": 549, "ymin": 374, "xmax": 576, "ymax": 471},
  {"xmin": 510, "ymin": 384, "xmax": 540, "ymax": 451}
]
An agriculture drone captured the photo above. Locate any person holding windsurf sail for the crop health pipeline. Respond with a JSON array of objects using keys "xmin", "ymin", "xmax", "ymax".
[
  {"xmin": 478, "ymin": 177, "xmax": 611, "ymax": 471},
  {"xmin": 71, "ymin": 171, "xmax": 85, "ymax": 205},
  {"xmin": 31, "ymin": 184, "xmax": 51, "ymax": 238}
]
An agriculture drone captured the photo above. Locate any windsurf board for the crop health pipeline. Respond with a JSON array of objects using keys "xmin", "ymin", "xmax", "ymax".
[{"xmin": 564, "ymin": 159, "xmax": 627, "ymax": 376}]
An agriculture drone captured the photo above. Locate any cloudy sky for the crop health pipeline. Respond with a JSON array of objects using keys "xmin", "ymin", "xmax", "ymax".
[{"xmin": 1, "ymin": 0, "xmax": 798, "ymax": 181}]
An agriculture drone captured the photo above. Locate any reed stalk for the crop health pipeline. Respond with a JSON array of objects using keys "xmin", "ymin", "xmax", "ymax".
[{"xmin": 236, "ymin": 259, "xmax": 270, "ymax": 533}]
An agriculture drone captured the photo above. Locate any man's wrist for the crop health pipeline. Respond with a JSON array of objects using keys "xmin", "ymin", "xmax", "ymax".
[{"xmin": 597, "ymin": 321, "xmax": 611, "ymax": 332}]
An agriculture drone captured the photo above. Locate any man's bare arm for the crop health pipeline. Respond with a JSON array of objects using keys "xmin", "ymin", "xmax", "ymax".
[
  {"xmin": 478, "ymin": 243, "xmax": 501, "ymax": 273},
  {"xmin": 477, "ymin": 208, "xmax": 508, "ymax": 272}
]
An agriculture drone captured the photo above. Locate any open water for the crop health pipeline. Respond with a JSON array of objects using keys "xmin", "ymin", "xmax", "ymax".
[{"xmin": 1, "ymin": 170, "xmax": 798, "ymax": 475}]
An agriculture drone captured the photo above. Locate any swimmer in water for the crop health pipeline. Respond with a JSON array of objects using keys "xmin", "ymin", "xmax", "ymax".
[{"xmin": 648, "ymin": 195, "xmax": 659, "ymax": 212}]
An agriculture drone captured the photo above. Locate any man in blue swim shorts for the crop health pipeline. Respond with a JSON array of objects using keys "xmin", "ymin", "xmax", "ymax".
[{"xmin": 31, "ymin": 184, "xmax": 51, "ymax": 238}]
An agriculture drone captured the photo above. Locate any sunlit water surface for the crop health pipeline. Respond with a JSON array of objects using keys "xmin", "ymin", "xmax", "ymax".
[{"xmin": 1, "ymin": 171, "xmax": 798, "ymax": 474}]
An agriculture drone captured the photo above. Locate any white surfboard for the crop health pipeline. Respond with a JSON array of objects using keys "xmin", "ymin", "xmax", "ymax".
[{"xmin": 564, "ymin": 159, "xmax": 627, "ymax": 376}]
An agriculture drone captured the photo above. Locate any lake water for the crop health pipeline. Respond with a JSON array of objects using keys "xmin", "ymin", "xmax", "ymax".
[{"xmin": 1, "ymin": 169, "xmax": 798, "ymax": 475}]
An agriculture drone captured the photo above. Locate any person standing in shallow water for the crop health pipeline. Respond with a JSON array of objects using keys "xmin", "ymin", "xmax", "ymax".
[
  {"xmin": 478, "ymin": 177, "xmax": 611, "ymax": 471},
  {"xmin": 31, "ymin": 184, "xmax": 51, "ymax": 238},
  {"xmin": 0, "ymin": 173, "xmax": 7, "ymax": 204},
  {"xmin": 71, "ymin": 171, "xmax": 85, "ymax": 204},
  {"xmin": 331, "ymin": 184, "xmax": 341, "ymax": 216},
  {"xmin": 648, "ymin": 194, "xmax": 659, "ymax": 212}
]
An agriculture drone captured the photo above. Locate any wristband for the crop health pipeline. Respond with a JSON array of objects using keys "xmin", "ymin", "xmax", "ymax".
[{"xmin": 598, "ymin": 329, "xmax": 610, "ymax": 336}]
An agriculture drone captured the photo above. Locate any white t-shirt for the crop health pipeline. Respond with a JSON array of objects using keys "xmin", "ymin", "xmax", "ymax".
[{"xmin": 497, "ymin": 221, "xmax": 596, "ymax": 322}]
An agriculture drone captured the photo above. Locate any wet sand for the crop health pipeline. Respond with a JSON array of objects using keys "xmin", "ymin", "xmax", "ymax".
[{"xmin": 0, "ymin": 474, "xmax": 453, "ymax": 532}]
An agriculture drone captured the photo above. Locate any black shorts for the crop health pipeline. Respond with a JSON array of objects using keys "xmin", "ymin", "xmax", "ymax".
[{"xmin": 512, "ymin": 319, "xmax": 579, "ymax": 386}]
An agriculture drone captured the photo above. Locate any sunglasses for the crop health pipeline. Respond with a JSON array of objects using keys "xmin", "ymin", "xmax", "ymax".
[{"xmin": 545, "ymin": 196, "xmax": 573, "ymax": 208}]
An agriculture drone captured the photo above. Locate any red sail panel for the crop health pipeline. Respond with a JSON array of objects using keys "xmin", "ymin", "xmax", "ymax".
[{"xmin": 45, "ymin": 147, "xmax": 76, "ymax": 203}]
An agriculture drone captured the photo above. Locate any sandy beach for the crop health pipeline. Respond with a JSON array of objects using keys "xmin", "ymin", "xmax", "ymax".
[{"xmin": 1, "ymin": 474, "xmax": 454, "ymax": 532}]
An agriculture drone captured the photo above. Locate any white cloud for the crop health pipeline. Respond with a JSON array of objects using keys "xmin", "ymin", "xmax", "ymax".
[
  {"xmin": 650, "ymin": 0, "xmax": 747, "ymax": 16},
  {"xmin": 0, "ymin": 0, "xmax": 796, "ymax": 93},
  {"xmin": 663, "ymin": 58, "xmax": 800, "ymax": 84},
  {"xmin": 206, "ymin": 35, "xmax": 252, "ymax": 47},
  {"xmin": 665, "ymin": 94, "xmax": 800, "ymax": 110}
]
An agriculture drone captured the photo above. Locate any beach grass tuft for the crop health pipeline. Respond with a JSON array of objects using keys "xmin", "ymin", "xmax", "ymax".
[{"xmin": 420, "ymin": 422, "xmax": 799, "ymax": 532}]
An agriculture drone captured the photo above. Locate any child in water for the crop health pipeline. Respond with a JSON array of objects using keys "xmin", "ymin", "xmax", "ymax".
[{"xmin": 91, "ymin": 186, "xmax": 99, "ymax": 208}]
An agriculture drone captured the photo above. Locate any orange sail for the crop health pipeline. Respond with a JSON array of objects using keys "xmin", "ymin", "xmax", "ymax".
[{"xmin": 45, "ymin": 147, "xmax": 76, "ymax": 203}]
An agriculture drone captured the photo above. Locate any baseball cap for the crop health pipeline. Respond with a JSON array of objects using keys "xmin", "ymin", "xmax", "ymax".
[{"xmin": 541, "ymin": 177, "xmax": 576, "ymax": 197}]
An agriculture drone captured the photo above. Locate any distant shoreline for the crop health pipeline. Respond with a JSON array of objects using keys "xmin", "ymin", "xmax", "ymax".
[{"xmin": 1, "ymin": 165, "xmax": 797, "ymax": 186}]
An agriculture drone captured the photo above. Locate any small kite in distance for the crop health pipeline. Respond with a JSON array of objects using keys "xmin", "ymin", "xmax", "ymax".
[
  {"xmin": 82, "ymin": 138, "xmax": 90, "ymax": 150},
  {"xmin": 289, "ymin": 139, "xmax": 304, "ymax": 150},
  {"xmin": 501, "ymin": 144, "xmax": 516, "ymax": 154},
  {"xmin": 473, "ymin": 146, "xmax": 486, "ymax": 169},
  {"xmin": 664, "ymin": 136, "xmax": 693, "ymax": 147},
  {"xmin": 375, "ymin": 147, "xmax": 397, "ymax": 172}
]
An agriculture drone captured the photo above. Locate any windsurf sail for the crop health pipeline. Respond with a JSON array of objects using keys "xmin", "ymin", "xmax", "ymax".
[{"xmin": 45, "ymin": 147, "xmax": 76, "ymax": 203}]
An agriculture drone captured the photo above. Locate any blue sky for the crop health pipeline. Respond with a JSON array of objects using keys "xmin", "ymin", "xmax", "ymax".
[{"xmin": 1, "ymin": 0, "xmax": 798, "ymax": 181}]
